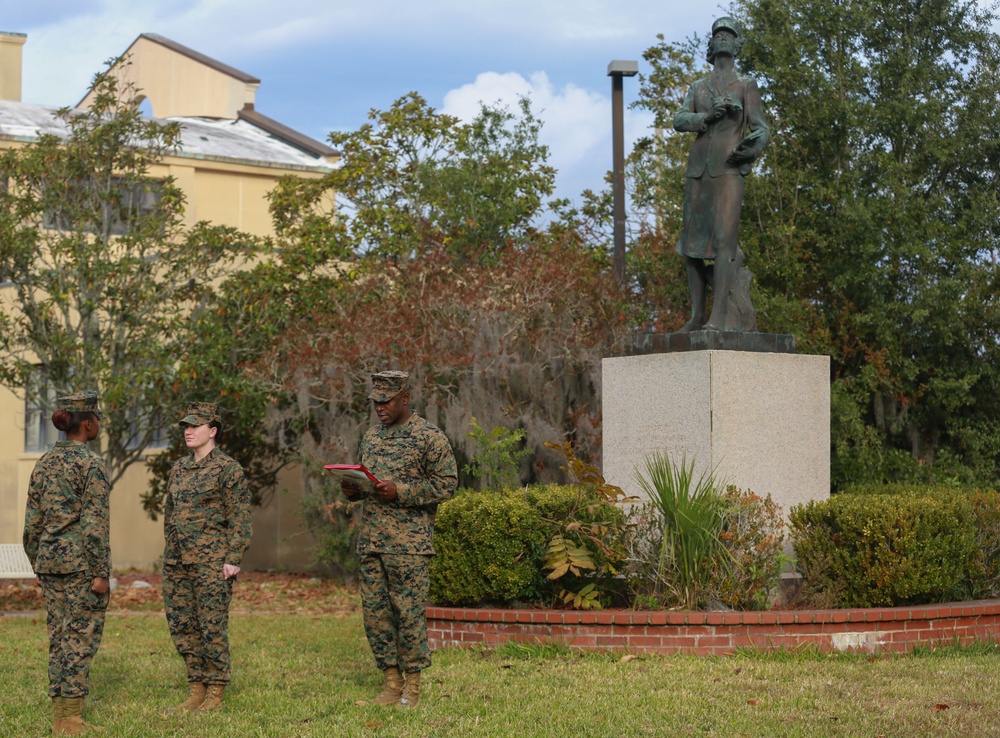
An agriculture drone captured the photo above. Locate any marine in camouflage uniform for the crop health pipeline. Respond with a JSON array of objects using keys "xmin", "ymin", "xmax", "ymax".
[
  {"xmin": 162, "ymin": 402, "xmax": 252, "ymax": 713},
  {"xmin": 343, "ymin": 371, "xmax": 457, "ymax": 707},
  {"xmin": 22, "ymin": 390, "xmax": 110, "ymax": 734}
]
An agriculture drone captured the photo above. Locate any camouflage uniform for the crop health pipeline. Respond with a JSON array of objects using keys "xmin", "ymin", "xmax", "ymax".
[
  {"xmin": 22, "ymin": 390, "xmax": 111, "ymax": 699},
  {"xmin": 162, "ymin": 402, "xmax": 252, "ymax": 686},
  {"xmin": 355, "ymin": 372, "xmax": 457, "ymax": 674}
]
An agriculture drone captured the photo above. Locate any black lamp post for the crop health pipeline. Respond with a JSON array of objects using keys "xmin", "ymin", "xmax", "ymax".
[{"xmin": 607, "ymin": 59, "xmax": 638, "ymax": 288}]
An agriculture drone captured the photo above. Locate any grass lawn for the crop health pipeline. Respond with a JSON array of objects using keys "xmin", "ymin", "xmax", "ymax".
[{"xmin": 1, "ymin": 578, "xmax": 999, "ymax": 737}]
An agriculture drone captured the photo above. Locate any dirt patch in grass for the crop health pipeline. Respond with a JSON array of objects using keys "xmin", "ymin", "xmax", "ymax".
[{"xmin": 0, "ymin": 570, "xmax": 359, "ymax": 615}]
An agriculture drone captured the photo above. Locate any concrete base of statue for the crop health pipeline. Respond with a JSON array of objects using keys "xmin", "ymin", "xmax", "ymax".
[{"xmin": 601, "ymin": 349, "xmax": 829, "ymax": 521}]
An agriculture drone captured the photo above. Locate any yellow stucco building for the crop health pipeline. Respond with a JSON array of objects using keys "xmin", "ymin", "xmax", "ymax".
[{"xmin": 0, "ymin": 32, "xmax": 336, "ymax": 571}]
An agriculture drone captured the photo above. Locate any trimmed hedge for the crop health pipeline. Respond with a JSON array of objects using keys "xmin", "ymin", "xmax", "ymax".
[
  {"xmin": 430, "ymin": 488, "xmax": 548, "ymax": 606},
  {"xmin": 790, "ymin": 486, "xmax": 981, "ymax": 607},
  {"xmin": 429, "ymin": 484, "xmax": 625, "ymax": 607},
  {"xmin": 841, "ymin": 484, "xmax": 1000, "ymax": 601}
]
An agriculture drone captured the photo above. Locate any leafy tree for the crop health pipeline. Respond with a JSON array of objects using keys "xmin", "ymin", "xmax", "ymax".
[
  {"xmin": 142, "ymin": 260, "xmax": 302, "ymax": 516},
  {"xmin": 422, "ymin": 97, "xmax": 555, "ymax": 263},
  {"xmin": 269, "ymin": 92, "xmax": 555, "ymax": 263},
  {"xmin": 630, "ymin": 35, "xmax": 707, "ymax": 234},
  {"xmin": 149, "ymin": 99, "xmax": 532, "ymax": 520},
  {"xmin": 248, "ymin": 93, "xmax": 623, "ymax": 478},
  {"xmin": 0, "ymin": 59, "xmax": 262, "ymax": 487},
  {"xmin": 247, "ymin": 94, "xmax": 629, "ymax": 569},
  {"xmin": 736, "ymin": 0, "xmax": 1000, "ymax": 486}
]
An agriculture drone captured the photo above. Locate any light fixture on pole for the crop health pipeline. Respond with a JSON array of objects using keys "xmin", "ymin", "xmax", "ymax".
[{"xmin": 607, "ymin": 59, "xmax": 638, "ymax": 288}]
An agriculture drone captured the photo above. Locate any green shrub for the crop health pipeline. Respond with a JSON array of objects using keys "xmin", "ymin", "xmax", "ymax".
[
  {"xmin": 625, "ymin": 451, "xmax": 730, "ymax": 610},
  {"xmin": 429, "ymin": 484, "xmax": 626, "ymax": 607},
  {"xmin": 530, "ymin": 483, "xmax": 628, "ymax": 607},
  {"xmin": 842, "ymin": 482, "xmax": 966, "ymax": 497},
  {"xmin": 704, "ymin": 487, "xmax": 785, "ymax": 610},
  {"xmin": 964, "ymin": 489, "xmax": 1000, "ymax": 599},
  {"xmin": 463, "ymin": 417, "xmax": 531, "ymax": 489},
  {"xmin": 790, "ymin": 490, "xmax": 977, "ymax": 608},
  {"xmin": 838, "ymin": 483, "xmax": 1000, "ymax": 601},
  {"xmin": 430, "ymin": 488, "xmax": 547, "ymax": 606}
]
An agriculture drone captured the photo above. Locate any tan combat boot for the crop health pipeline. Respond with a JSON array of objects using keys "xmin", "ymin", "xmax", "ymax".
[
  {"xmin": 51, "ymin": 696, "xmax": 63, "ymax": 735},
  {"xmin": 372, "ymin": 666, "xmax": 404, "ymax": 705},
  {"xmin": 164, "ymin": 682, "xmax": 207, "ymax": 714},
  {"xmin": 193, "ymin": 684, "xmax": 225, "ymax": 713},
  {"xmin": 60, "ymin": 696, "xmax": 97, "ymax": 735},
  {"xmin": 397, "ymin": 670, "xmax": 421, "ymax": 708}
]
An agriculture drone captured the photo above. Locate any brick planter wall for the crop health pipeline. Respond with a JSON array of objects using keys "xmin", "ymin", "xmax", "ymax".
[{"xmin": 427, "ymin": 600, "xmax": 1000, "ymax": 655}]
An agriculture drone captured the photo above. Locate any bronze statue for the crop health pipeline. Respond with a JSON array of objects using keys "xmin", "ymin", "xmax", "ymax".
[{"xmin": 674, "ymin": 17, "xmax": 770, "ymax": 332}]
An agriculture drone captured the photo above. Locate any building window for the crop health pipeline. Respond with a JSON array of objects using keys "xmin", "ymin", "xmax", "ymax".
[
  {"xmin": 126, "ymin": 408, "xmax": 170, "ymax": 451},
  {"xmin": 44, "ymin": 178, "xmax": 162, "ymax": 236},
  {"xmin": 24, "ymin": 368, "xmax": 62, "ymax": 452}
]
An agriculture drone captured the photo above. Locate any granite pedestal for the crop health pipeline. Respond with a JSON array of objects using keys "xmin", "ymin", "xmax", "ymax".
[{"xmin": 602, "ymin": 350, "xmax": 829, "ymax": 520}]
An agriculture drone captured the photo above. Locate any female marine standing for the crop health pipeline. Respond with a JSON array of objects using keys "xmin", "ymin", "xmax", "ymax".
[
  {"xmin": 162, "ymin": 401, "xmax": 251, "ymax": 714},
  {"xmin": 23, "ymin": 390, "xmax": 111, "ymax": 735}
]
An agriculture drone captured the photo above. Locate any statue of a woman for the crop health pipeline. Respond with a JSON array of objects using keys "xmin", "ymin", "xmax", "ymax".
[{"xmin": 674, "ymin": 17, "xmax": 770, "ymax": 332}]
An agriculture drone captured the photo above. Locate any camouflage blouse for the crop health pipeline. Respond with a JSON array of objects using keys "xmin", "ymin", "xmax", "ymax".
[
  {"xmin": 356, "ymin": 413, "xmax": 457, "ymax": 555},
  {"xmin": 23, "ymin": 441, "xmax": 111, "ymax": 577},
  {"xmin": 163, "ymin": 447, "xmax": 252, "ymax": 566}
]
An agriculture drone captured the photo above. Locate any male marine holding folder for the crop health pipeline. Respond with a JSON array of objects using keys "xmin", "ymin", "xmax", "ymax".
[{"xmin": 341, "ymin": 371, "xmax": 457, "ymax": 708}]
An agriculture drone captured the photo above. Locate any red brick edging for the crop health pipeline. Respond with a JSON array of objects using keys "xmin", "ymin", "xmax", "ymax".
[{"xmin": 427, "ymin": 600, "xmax": 1000, "ymax": 655}]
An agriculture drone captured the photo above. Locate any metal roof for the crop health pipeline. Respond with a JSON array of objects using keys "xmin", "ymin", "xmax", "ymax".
[{"xmin": 0, "ymin": 99, "xmax": 335, "ymax": 173}]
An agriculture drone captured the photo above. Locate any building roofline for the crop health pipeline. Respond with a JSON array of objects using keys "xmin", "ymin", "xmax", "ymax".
[
  {"xmin": 137, "ymin": 33, "xmax": 260, "ymax": 84},
  {"xmin": 73, "ymin": 33, "xmax": 262, "ymax": 109},
  {"xmin": 238, "ymin": 104, "xmax": 337, "ymax": 159}
]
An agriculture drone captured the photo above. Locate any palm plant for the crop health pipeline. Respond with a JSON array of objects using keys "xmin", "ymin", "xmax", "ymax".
[{"xmin": 632, "ymin": 451, "xmax": 732, "ymax": 609}]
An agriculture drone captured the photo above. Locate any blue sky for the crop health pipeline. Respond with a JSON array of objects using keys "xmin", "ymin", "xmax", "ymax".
[{"xmin": 10, "ymin": 1, "xmax": 726, "ymax": 206}]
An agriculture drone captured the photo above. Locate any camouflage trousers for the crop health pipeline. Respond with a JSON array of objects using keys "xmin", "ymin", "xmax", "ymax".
[
  {"xmin": 39, "ymin": 571, "xmax": 109, "ymax": 698},
  {"xmin": 162, "ymin": 560, "xmax": 234, "ymax": 685},
  {"xmin": 359, "ymin": 553, "xmax": 431, "ymax": 672}
]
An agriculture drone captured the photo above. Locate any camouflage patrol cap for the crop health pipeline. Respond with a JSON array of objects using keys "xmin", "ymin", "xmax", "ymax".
[
  {"xmin": 56, "ymin": 390, "xmax": 107, "ymax": 421},
  {"xmin": 368, "ymin": 371, "xmax": 409, "ymax": 403},
  {"xmin": 178, "ymin": 401, "xmax": 221, "ymax": 427}
]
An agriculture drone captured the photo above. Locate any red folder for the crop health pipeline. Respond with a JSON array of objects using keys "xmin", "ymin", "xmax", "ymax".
[{"xmin": 324, "ymin": 464, "xmax": 381, "ymax": 492}]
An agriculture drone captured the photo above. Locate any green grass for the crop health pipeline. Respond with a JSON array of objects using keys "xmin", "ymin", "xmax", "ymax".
[{"xmin": 2, "ymin": 611, "xmax": 999, "ymax": 737}]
